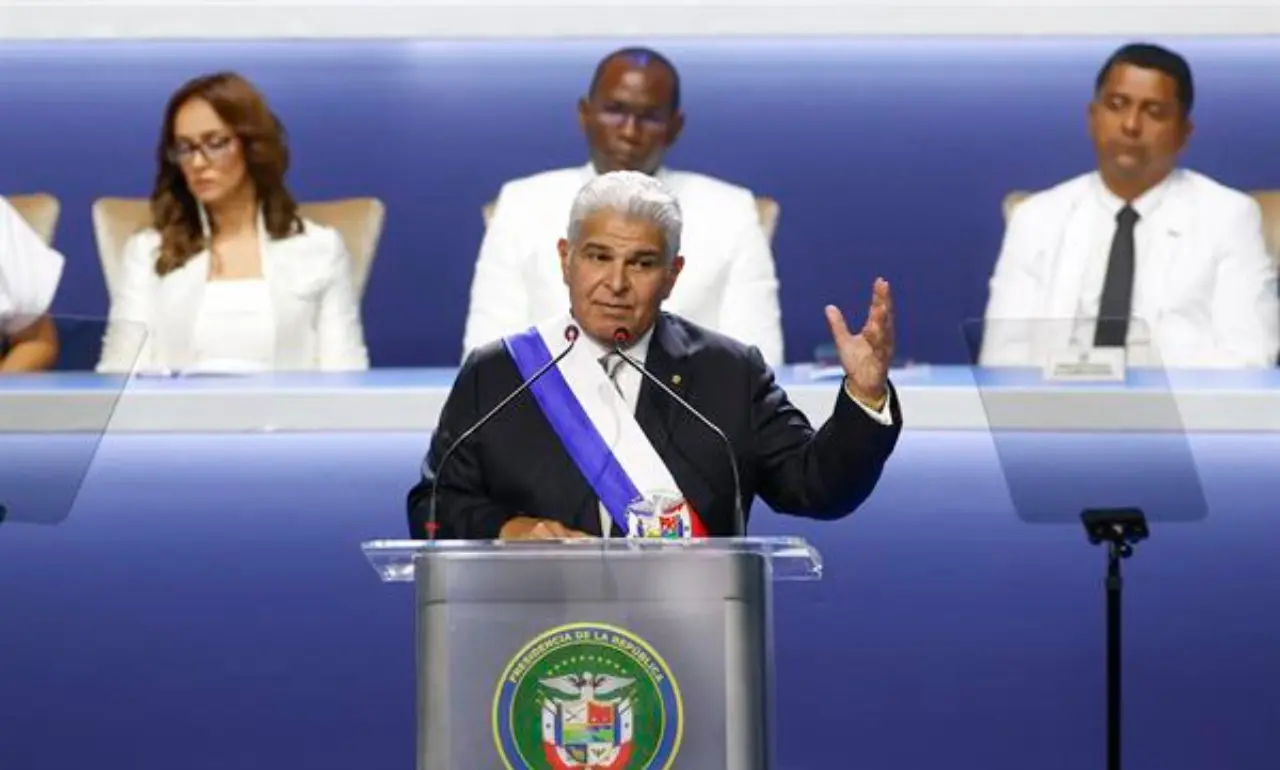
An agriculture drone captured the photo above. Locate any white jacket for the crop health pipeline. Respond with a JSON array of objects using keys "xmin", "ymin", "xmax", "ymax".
[
  {"xmin": 462, "ymin": 164, "xmax": 785, "ymax": 365},
  {"xmin": 97, "ymin": 212, "xmax": 368, "ymax": 373},
  {"xmin": 980, "ymin": 169, "xmax": 1279, "ymax": 368},
  {"xmin": 0, "ymin": 196, "xmax": 64, "ymax": 335}
]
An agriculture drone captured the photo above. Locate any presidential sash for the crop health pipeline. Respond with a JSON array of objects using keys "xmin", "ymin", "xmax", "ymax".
[{"xmin": 504, "ymin": 319, "xmax": 708, "ymax": 539}]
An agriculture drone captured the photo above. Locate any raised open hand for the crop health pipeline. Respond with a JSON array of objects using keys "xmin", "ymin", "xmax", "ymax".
[{"xmin": 824, "ymin": 278, "xmax": 895, "ymax": 407}]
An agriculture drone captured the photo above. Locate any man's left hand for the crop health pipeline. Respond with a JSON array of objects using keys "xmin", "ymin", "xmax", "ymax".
[{"xmin": 825, "ymin": 278, "xmax": 894, "ymax": 408}]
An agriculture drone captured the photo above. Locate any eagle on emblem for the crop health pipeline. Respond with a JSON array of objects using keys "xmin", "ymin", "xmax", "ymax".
[{"xmin": 539, "ymin": 672, "xmax": 635, "ymax": 701}]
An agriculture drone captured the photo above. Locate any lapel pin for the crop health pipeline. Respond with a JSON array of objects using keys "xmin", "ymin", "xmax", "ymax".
[{"xmin": 671, "ymin": 374, "xmax": 682, "ymax": 386}]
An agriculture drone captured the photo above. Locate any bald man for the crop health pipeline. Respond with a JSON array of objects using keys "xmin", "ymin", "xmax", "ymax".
[{"xmin": 462, "ymin": 46, "xmax": 786, "ymax": 366}]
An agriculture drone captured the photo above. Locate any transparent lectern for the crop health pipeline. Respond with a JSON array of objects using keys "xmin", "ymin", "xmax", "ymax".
[
  {"xmin": 963, "ymin": 316, "xmax": 1207, "ymax": 770},
  {"xmin": 362, "ymin": 536, "xmax": 822, "ymax": 770},
  {"xmin": 0, "ymin": 315, "xmax": 144, "ymax": 527}
]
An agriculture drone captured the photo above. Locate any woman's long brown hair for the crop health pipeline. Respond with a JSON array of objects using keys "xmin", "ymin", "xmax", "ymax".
[{"xmin": 150, "ymin": 72, "xmax": 302, "ymax": 276}]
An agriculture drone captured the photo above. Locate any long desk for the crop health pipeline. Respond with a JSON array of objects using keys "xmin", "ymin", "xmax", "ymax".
[
  {"xmin": 1, "ymin": 367, "xmax": 1277, "ymax": 770},
  {"xmin": 2, "ymin": 364, "xmax": 1279, "ymax": 432}
]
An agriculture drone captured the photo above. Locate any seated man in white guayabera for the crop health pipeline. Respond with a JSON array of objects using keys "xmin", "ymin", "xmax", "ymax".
[{"xmin": 462, "ymin": 46, "xmax": 785, "ymax": 366}]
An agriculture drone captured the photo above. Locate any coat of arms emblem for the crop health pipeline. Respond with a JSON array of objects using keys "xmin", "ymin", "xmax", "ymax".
[
  {"xmin": 625, "ymin": 491, "xmax": 693, "ymax": 540},
  {"xmin": 493, "ymin": 622, "xmax": 683, "ymax": 769}
]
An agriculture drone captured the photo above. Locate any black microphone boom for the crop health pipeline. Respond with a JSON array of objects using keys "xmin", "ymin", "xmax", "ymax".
[
  {"xmin": 425, "ymin": 326, "xmax": 580, "ymax": 539},
  {"xmin": 610, "ymin": 327, "xmax": 745, "ymax": 537}
]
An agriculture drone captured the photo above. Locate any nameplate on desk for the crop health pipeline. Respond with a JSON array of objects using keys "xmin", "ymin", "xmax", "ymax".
[{"xmin": 1042, "ymin": 347, "xmax": 1126, "ymax": 382}]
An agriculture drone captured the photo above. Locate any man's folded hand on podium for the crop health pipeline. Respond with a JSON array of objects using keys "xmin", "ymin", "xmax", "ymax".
[{"xmin": 499, "ymin": 516, "xmax": 592, "ymax": 540}]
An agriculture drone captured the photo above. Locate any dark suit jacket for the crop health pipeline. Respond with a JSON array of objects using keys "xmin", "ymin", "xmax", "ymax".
[{"xmin": 407, "ymin": 313, "xmax": 902, "ymax": 539}]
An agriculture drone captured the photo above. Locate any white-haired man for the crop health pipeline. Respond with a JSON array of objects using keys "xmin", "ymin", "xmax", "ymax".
[{"xmin": 410, "ymin": 171, "xmax": 901, "ymax": 541}]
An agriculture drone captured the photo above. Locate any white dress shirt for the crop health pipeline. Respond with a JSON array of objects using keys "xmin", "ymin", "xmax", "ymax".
[
  {"xmin": 0, "ymin": 196, "xmax": 64, "ymax": 336},
  {"xmin": 980, "ymin": 169, "xmax": 1280, "ymax": 368},
  {"xmin": 578, "ymin": 327, "xmax": 654, "ymax": 537},
  {"xmin": 578, "ymin": 327, "xmax": 894, "ymax": 538},
  {"xmin": 463, "ymin": 163, "xmax": 786, "ymax": 365}
]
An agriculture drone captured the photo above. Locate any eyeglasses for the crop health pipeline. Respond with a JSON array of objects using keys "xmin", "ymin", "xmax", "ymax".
[
  {"xmin": 167, "ymin": 135, "xmax": 237, "ymax": 166},
  {"xmin": 592, "ymin": 102, "xmax": 672, "ymax": 131}
]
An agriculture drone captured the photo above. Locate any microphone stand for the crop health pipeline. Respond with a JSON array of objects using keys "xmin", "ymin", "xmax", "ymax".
[
  {"xmin": 610, "ymin": 331, "xmax": 745, "ymax": 537},
  {"xmin": 426, "ymin": 327, "xmax": 580, "ymax": 539},
  {"xmin": 1080, "ymin": 507, "xmax": 1149, "ymax": 770}
]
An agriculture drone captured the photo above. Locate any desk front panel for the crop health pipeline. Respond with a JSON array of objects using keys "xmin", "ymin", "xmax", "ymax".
[{"xmin": 1, "ymin": 427, "xmax": 1276, "ymax": 770}]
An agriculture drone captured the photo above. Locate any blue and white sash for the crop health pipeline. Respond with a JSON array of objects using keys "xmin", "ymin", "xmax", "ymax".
[{"xmin": 504, "ymin": 318, "xmax": 697, "ymax": 537}]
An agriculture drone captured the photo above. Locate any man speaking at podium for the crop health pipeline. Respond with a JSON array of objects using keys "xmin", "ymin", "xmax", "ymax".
[{"xmin": 408, "ymin": 172, "xmax": 901, "ymax": 540}]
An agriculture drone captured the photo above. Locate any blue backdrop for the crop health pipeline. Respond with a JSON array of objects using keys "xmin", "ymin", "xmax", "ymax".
[{"xmin": 3, "ymin": 37, "xmax": 1279, "ymax": 366}]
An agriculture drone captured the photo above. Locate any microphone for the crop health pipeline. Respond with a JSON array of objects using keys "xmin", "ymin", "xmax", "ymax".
[
  {"xmin": 609, "ymin": 326, "xmax": 745, "ymax": 537},
  {"xmin": 425, "ymin": 325, "xmax": 581, "ymax": 539}
]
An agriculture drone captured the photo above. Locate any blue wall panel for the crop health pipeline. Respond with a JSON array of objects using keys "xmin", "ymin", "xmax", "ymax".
[{"xmin": 2, "ymin": 37, "xmax": 1277, "ymax": 367}]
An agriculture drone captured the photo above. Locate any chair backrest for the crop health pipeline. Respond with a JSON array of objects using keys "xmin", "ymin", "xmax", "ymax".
[
  {"xmin": 755, "ymin": 196, "xmax": 780, "ymax": 243},
  {"xmin": 481, "ymin": 195, "xmax": 782, "ymax": 243},
  {"xmin": 92, "ymin": 197, "xmax": 386, "ymax": 301},
  {"xmin": 91, "ymin": 198, "xmax": 152, "ymax": 300},
  {"xmin": 1003, "ymin": 188, "xmax": 1280, "ymax": 269},
  {"xmin": 1001, "ymin": 190, "xmax": 1032, "ymax": 224},
  {"xmin": 6, "ymin": 193, "xmax": 61, "ymax": 245}
]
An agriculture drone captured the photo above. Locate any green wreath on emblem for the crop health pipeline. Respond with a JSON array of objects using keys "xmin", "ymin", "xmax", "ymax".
[{"xmin": 493, "ymin": 622, "xmax": 684, "ymax": 769}]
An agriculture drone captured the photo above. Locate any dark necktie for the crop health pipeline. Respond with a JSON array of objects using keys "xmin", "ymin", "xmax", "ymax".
[{"xmin": 1094, "ymin": 205, "xmax": 1140, "ymax": 347}]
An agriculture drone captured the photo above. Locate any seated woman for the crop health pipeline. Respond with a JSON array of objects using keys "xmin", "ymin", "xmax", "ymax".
[
  {"xmin": 0, "ymin": 196, "xmax": 63, "ymax": 372},
  {"xmin": 97, "ymin": 71, "xmax": 369, "ymax": 374}
]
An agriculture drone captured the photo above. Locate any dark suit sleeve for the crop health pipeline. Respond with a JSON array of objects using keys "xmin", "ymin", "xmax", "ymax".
[
  {"xmin": 747, "ymin": 346, "xmax": 902, "ymax": 519},
  {"xmin": 406, "ymin": 352, "xmax": 520, "ymax": 540}
]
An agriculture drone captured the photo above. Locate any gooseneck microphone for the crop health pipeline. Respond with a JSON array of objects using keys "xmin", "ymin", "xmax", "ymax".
[
  {"xmin": 609, "ymin": 327, "xmax": 745, "ymax": 537},
  {"xmin": 425, "ymin": 325, "xmax": 580, "ymax": 539}
]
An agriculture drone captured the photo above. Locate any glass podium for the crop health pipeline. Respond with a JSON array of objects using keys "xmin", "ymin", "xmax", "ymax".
[{"xmin": 363, "ymin": 536, "xmax": 822, "ymax": 770}]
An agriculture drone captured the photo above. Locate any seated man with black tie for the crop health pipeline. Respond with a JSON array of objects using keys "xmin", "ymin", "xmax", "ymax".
[
  {"xmin": 979, "ymin": 42, "xmax": 1279, "ymax": 368},
  {"xmin": 408, "ymin": 171, "xmax": 901, "ymax": 540}
]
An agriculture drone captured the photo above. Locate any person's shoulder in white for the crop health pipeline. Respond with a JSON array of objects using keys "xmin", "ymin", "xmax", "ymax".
[
  {"xmin": 119, "ymin": 226, "xmax": 163, "ymax": 264},
  {"xmin": 1008, "ymin": 170, "xmax": 1096, "ymax": 223},
  {"xmin": 489, "ymin": 164, "xmax": 762, "ymax": 232},
  {"xmin": 662, "ymin": 168, "xmax": 759, "ymax": 211},
  {"xmin": 490, "ymin": 166, "xmax": 588, "ymax": 219},
  {"xmin": 994, "ymin": 166, "xmax": 1268, "ymax": 276},
  {"xmin": 1175, "ymin": 167, "xmax": 1262, "ymax": 220},
  {"xmin": 291, "ymin": 217, "xmax": 353, "ymax": 270},
  {"xmin": 118, "ymin": 217, "xmax": 346, "ymax": 267},
  {"xmin": 0, "ymin": 195, "xmax": 65, "ymax": 334},
  {"xmin": 0, "ymin": 195, "xmax": 66, "ymax": 293},
  {"xmin": 1011, "ymin": 166, "xmax": 1259, "ymax": 223}
]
